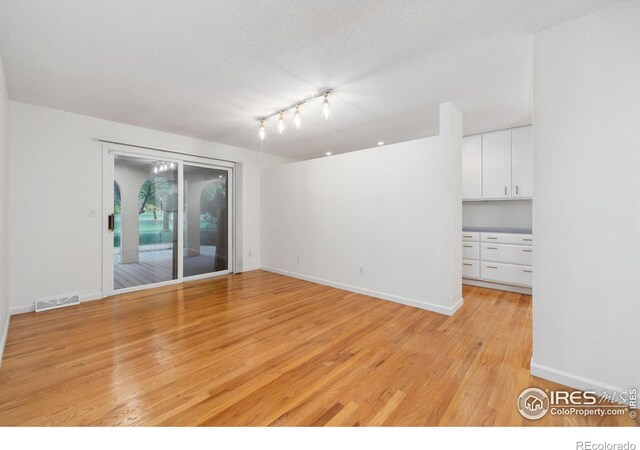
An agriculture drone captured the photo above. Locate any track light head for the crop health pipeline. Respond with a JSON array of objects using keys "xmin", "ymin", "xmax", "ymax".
[
  {"xmin": 259, "ymin": 120, "xmax": 266, "ymax": 140},
  {"xmin": 322, "ymin": 92, "xmax": 330, "ymax": 120},
  {"xmin": 294, "ymin": 105, "xmax": 301, "ymax": 129},
  {"xmin": 278, "ymin": 112, "xmax": 285, "ymax": 134}
]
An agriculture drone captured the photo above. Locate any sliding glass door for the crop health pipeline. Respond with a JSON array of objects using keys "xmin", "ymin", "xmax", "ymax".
[
  {"xmin": 104, "ymin": 145, "xmax": 233, "ymax": 295},
  {"xmin": 183, "ymin": 164, "xmax": 230, "ymax": 278},
  {"xmin": 112, "ymin": 155, "xmax": 179, "ymax": 290}
]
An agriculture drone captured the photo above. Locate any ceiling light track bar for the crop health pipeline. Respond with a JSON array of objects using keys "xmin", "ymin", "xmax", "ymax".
[{"xmin": 258, "ymin": 88, "xmax": 332, "ymax": 121}]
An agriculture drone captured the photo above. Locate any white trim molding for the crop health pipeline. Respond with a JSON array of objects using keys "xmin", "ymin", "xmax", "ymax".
[
  {"xmin": 261, "ymin": 266, "xmax": 463, "ymax": 316},
  {"xmin": 463, "ymin": 278, "xmax": 532, "ymax": 295},
  {"xmin": 0, "ymin": 313, "xmax": 10, "ymax": 367},
  {"xmin": 530, "ymin": 359, "xmax": 630, "ymax": 404}
]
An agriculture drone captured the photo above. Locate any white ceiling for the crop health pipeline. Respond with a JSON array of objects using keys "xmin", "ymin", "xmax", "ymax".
[{"xmin": 0, "ymin": 0, "xmax": 622, "ymax": 160}]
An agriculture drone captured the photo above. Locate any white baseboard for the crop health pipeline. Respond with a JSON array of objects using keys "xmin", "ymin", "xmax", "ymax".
[
  {"xmin": 239, "ymin": 265, "xmax": 260, "ymax": 273},
  {"xmin": 530, "ymin": 359, "xmax": 629, "ymax": 403},
  {"xmin": 10, "ymin": 291, "xmax": 104, "ymax": 316},
  {"xmin": 0, "ymin": 313, "xmax": 10, "ymax": 368},
  {"xmin": 261, "ymin": 266, "xmax": 463, "ymax": 316},
  {"xmin": 463, "ymin": 278, "xmax": 532, "ymax": 295}
]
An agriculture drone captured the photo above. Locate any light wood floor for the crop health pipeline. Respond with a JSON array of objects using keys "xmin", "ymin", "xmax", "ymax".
[{"xmin": 0, "ymin": 270, "xmax": 636, "ymax": 426}]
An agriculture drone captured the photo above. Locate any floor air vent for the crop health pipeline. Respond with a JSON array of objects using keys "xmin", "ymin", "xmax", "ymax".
[{"xmin": 35, "ymin": 294, "xmax": 80, "ymax": 312}]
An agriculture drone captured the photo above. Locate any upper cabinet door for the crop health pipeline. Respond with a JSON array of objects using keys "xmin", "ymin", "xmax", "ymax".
[
  {"xmin": 482, "ymin": 129, "xmax": 512, "ymax": 198},
  {"xmin": 511, "ymin": 125, "xmax": 533, "ymax": 198},
  {"xmin": 462, "ymin": 135, "xmax": 482, "ymax": 199}
]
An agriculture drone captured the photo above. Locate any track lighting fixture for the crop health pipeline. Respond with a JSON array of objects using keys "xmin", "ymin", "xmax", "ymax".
[
  {"xmin": 153, "ymin": 161, "xmax": 175, "ymax": 174},
  {"xmin": 294, "ymin": 105, "xmax": 301, "ymax": 129},
  {"xmin": 322, "ymin": 93, "xmax": 330, "ymax": 120},
  {"xmin": 257, "ymin": 89, "xmax": 332, "ymax": 140},
  {"xmin": 259, "ymin": 120, "xmax": 265, "ymax": 140},
  {"xmin": 278, "ymin": 112, "xmax": 285, "ymax": 134}
]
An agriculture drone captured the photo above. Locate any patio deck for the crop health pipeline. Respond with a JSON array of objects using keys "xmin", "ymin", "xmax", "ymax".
[{"xmin": 114, "ymin": 246, "xmax": 218, "ymax": 290}]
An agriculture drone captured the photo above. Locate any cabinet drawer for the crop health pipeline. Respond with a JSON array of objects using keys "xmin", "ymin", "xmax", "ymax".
[
  {"xmin": 481, "ymin": 262, "xmax": 532, "ymax": 287},
  {"xmin": 480, "ymin": 233, "xmax": 533, "ymax": 245},
  {"xmin": 462, "ymin": 242, "xmax": 480, "ymax": 260},
  {"xmin": 462, "ymin": 231, "xmax": 480, "ymax": 242},
  {"xmin": 462, "ymin": 259, "xmax": 480, "ymax": 278},
  {"xmin": 480, "ymin": 243, "xmax": 532, "ymax": 265}
]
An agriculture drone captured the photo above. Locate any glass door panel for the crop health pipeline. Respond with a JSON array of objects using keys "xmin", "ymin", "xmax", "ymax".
[
  {"xmin": 113, "ymin": 155, "xmax": 179, "ymax": 290},
  {"xmin": 183, "ymin": 165, "xmax": 229, "ymax": 277}
]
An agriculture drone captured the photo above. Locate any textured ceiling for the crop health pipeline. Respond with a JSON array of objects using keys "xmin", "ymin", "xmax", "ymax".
[{"xmin": 0, "ymin": 0, "xmax": 622, "ymax": 160}]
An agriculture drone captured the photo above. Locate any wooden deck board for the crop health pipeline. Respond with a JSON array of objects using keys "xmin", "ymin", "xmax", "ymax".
[{"xmin": 114, "ymin": 246, "xmax": 218, "ymax": 289}]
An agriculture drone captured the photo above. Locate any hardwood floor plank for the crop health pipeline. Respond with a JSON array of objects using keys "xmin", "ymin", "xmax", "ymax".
[{"xmin": 0, "ymin": 271, "xmax": 636, "ymax": 426}]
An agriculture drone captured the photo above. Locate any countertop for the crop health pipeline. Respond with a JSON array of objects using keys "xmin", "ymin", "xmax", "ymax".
[{"xmin": 462, "ymin": 226, "xmax": 533, "ymax": 234}]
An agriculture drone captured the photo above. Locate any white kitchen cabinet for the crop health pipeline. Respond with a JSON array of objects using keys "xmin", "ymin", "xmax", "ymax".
[
  {"xmin": 462, "ymin": 259, "xmax": 480, "ymax": 278},
  {"xmin": 480, "ymin": 232, "xmax": 533, "ymax": 245},
  {"xmin": 462, "ymin": 241, "xmax": 480, "ymax": 260},
  {"xmin": 462, "ymin": 135, "xmax": 482, "ymax": 199},
  {"xmin": 462, "ymin": 231, "xmax": 480, "ymax": 242},
  {"xmin": 511, "ymin": 125, "xmax": 533, "ymax": 198},
  {"xmin": 481, "ymin": 129, "xmax": 512, "ymax": 199},
  {"xmin": 462, "ymin": 230, "xmax": 533, "ymax": 291},
  {"xmin": 480, "ymin": 261, "xmax": 533, "ymax": 287},
  {"xmin": 480, "ymin": 243, "xmax": 533, "ymax": 266}
]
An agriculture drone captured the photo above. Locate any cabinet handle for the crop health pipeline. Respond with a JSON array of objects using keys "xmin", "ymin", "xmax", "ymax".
[
  {"xmin": 516, "ymin": 185, "xmax": 519, "ymax": 195},
  {"xmin": 463, "ymin": 235, "xmax": 473, "ymax": 238},
  {"xmin": 523, "ymin": 238, "xmax": 532, "ymax": 242},
  {"xmin": 486, "ymin": 237, "xmax": 498, "ymax": 240},
  {"xmin": 523, "ymin": 269, "xmax": 533, "ymax": 273},
  {"xmin": 463, "ymin": 263, "xmax": 473, "ymax": 266},
  {"xmin": 522, "ymin": 249, "xmax": 533, "ymax": 253},
  {"xmin": 486, "ymin": 247, "xmax": 498, "ymax": 250},
  {"xmin": 504, "ymin": 186, "xmax": 508, "ymax": 195},
  {"xmin": 486, "ymin": 265, "xmax": 498, "ymax": 269},
  {"xmin": 463, "ymin": 245, "xmax": 473, "ymax": 248}
]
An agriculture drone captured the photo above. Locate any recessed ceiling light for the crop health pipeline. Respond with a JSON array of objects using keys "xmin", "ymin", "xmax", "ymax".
[
  {"xmin": 325, "ymin": 152, "xmax": 332, "ymax": 156},
  {"xmin": 377, "ymin": 141, "xmax": 384, "ymax": 146}
]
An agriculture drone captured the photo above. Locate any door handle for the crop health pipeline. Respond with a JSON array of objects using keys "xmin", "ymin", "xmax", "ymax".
[{"xmin": 108, "ymin": 214, "xmax": 115, "ymax": 232}]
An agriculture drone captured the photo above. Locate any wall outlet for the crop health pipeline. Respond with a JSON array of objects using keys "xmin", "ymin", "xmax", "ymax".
[
  {"xmin": 297, "ymin": 256, "xmax": 301, "ymax": 263},
  {"xmin": 359, "ymin": 266, "xmax": 364, "ymax": 275}
]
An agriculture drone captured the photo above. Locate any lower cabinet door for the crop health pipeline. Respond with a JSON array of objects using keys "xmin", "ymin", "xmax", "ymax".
[
  {"xmin": 480, "ymin": 262, "xmax": 532, "ymax": 287},
  {"xmin": 480, "ymin": 243, "xmax": 532, "ymax": 265},
  {"xmin": 462, "ymin": 259, "xmax": 480, "ymax": 278},
  {"xmin": 462, "ymin": 242, "xmax": 480, "ymax": 260}
]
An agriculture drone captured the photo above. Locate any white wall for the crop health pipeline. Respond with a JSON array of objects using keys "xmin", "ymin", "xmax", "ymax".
[
  {"xmin": 532, "ymin": 1, "xmax": 640, "ymax": 395},
  {"xmin": 261, "ymin": 102, "xmax": 463, "ymax": 315},
  {"xmin": 463, "ymin": 200, "xmax": 532, "ymax": 229},
  {"xmin": 9, "ymin": 101, "xmax": 293, "ymax": 313},
  {"xmin": 0, "ymin": 52, "xmax": 10, "ymax": 364}
]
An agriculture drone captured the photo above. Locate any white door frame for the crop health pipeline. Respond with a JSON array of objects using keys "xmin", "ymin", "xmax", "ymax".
[{"xmin": 102, "ymin": 143, "xmax": 235, "ymax": 297}]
